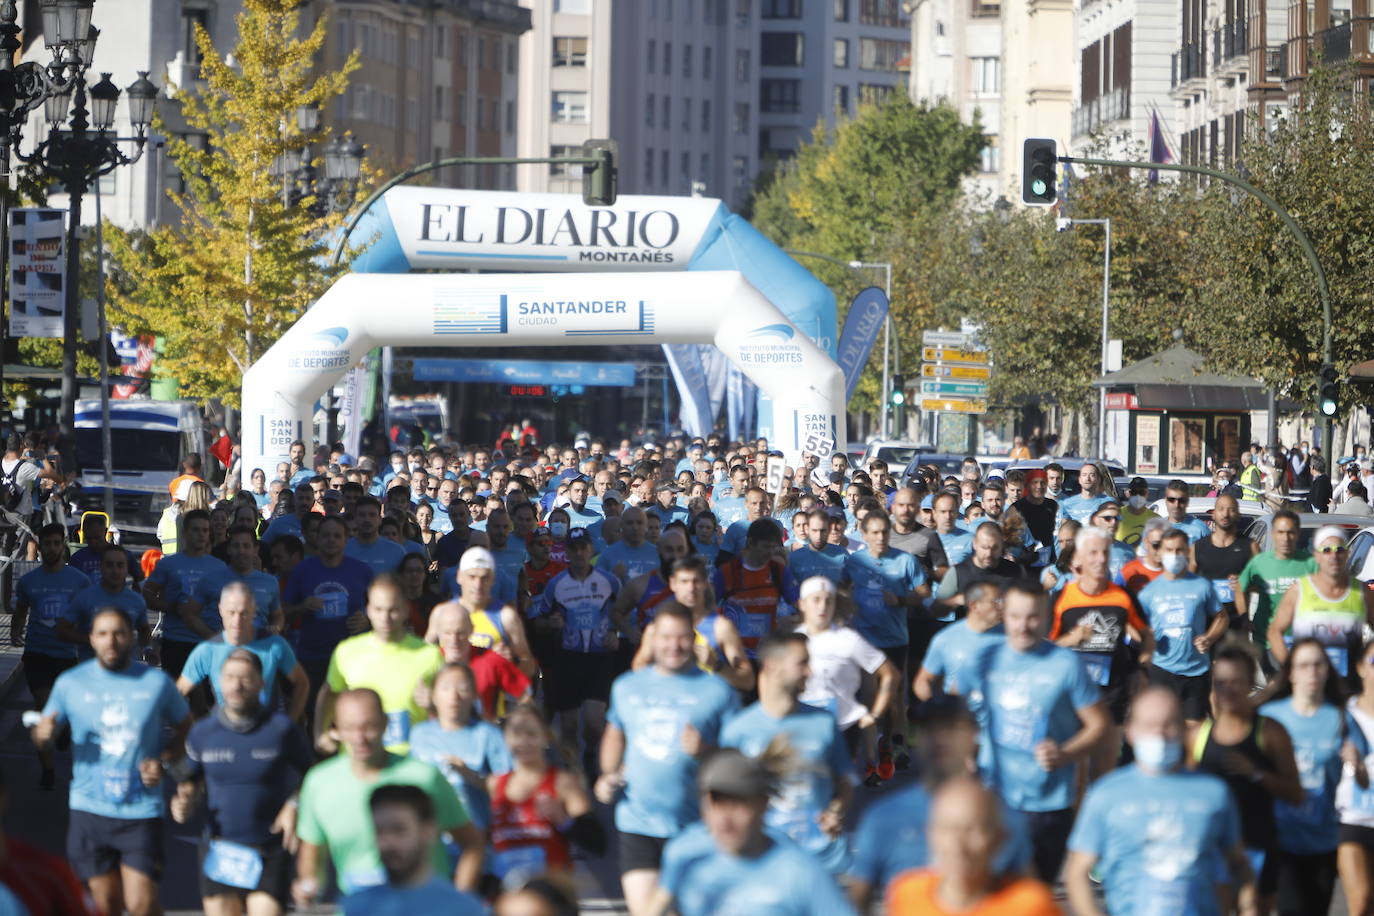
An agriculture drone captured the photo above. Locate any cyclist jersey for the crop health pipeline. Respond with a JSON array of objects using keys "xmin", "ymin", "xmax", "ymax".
[
  {"xmin": 640, "ymin": 602, "xmax": 727, "ymax": 673},
  {"xmin": 1050, "ymin": 580, "xmax": 1148, "ymax": 688},
  {"xmin": 469, "ymin": 601, "xmax": 511, "ymax": 652},
  {"xmin": 533, "ymin": 567, "xmax": 621, "ymax": 653},
  {"xmin": 1193, "ymin": 534, "xmax": 1254, "ymax": 617},
  {"xmin": 633, "ymin": 573, "xmax": 672, "ymax": 629},
  {"xmin": 488, "ymin": 768, "xmax": 572, "ymax": 880},
  {"xmin": 712, "ymin": 558, "xmax": 798, "ymax": 652},
  {"xmin": 524, "ymin": 558, "xmax": 567, "ymax": 598},
  {"xmin": 1289, "ymin": 575, "xmax": 1368, "ymax": 679}
]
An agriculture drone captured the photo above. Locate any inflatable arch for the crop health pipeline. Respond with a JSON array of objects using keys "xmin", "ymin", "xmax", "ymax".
[{"xmin": 240, "ymin": 187, "xmax": 845, "ymax": 474}]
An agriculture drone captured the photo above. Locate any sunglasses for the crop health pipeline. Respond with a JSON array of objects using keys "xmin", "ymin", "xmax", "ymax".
[
  {"xmin": 426, "ymin": 486, "xmax": 439, "ymax": 493},
  {"xmin": 1165, "ymin": 496, "xmax": 1187, "ymax": 503},
  {"xmin": 1317, "ymin": 545, "xmax": 1348, "ymax": 554},
  {"xmin": 1146, "ymin": 540, "xmax": 1163, "ymax": 548},
  {"xmin": 1099, "ymin": 515, "xmax": 1120, "ymax": 523}
]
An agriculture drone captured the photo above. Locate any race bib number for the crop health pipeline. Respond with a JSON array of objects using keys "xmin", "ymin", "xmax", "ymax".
[
  {"xmin": 491, "ymin": 844, "xmax": 547, "ymax": 880},
  {"xmin": 1211, "ymin": 579, "xmax": 1235, "ymax": 604},
  {"xmin": 203, "ymin": 839, "xmax": 264, "ymax": 890},
  {"xmin": 739, "ymin": 613, "xmax": 772, "ymax": 639},
  {"xmin": 383, "ymin": 709, "xmax": 411, "ymax": 746},
  {"xmin": 1081, "ymin": 652, "xmax": 1112, "ymax": 687},
  {"xmin": 990, "ymin": 693, "xmax": 1045, "ymax": 751},
  {"xmin": 38, "ymin": 596, "xmax": 66, "ymax": 622},
  {"xmin": 317, "ymin": 591, "xmax": 349, "ymax": 619}
]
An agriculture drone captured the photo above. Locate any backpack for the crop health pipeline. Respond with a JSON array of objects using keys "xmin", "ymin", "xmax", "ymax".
[{"xmin": 1, "ymin": 461, "xmax": 24, "ymax": 513}]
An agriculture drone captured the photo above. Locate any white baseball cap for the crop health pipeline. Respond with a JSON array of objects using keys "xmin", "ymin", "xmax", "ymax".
[
  {"xmin": 458, "ymin": 547, "xmax": 495, "ymax": 573},
  {"xmin": 799, "ymin": 576, "xmax": 836, "ymax": 601},
  {"xmin": 1313, "ymin": 525, "xmax": 1348, "ymax": 552}
]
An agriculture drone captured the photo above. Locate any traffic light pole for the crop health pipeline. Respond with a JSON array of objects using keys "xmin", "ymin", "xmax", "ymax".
[{"xmin": 1060, "ymin": 155, "xmax": 1335, "ymax": 451}]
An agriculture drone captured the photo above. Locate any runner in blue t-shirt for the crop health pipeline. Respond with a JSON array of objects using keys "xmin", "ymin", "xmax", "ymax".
[
  {"xmin": 67, "ymin": 541, "xmax": 151, "ymax": 655},
  {"xmin": 596, "ymin": 604, "xmax": 738, "ymax": 916},
  {"xmin": 33, "ymin": 609, "xmax": 191, "ymax": 913},
  {"xmin": 914, "ymin": 580, "xmax": 1005, "ymax": 701},
  {"xmin": 787, "ymin": 509, "xmax": 848, "ymax": 586},
  {"xmin": 1055, "ymin": 463, "xmax": 1113, "ymax": 528},
  {"xmin": 171, "ymin": 646, "xmax": 313, "ymax": 912},
  {"xmin": 144, "ymin": 510, "xmax": 231, "ymax": 677},
  {"xmin": 1138, "ymin": 527, "xmax": 1228, "ymax": 723},
  {"xmin": 183, "ymin": 526, "xmax": 283, "ymax": 632},
  {"xmin": 596, "ymin": 507, "xmax": 659, "ymax": 584},
  {"xmin": 720, "ymin": 632, "xmax": 852, "ymax": 873},
  {"xmin": 345, "ymin": 497, "xmax": 408, "ymax": 577},
  {"xmin": 179, "ymin": 580, "xmax": 309, "ymax": 721},
  {"xmin": 281, "ymin": 515, "xmax": 373, "ymax": 692},
  {"xmin": 963, "ymin": 583, "xmax": 1109, "ymax": 884},
  {"xmin": 1066, "ymin": 686, "xmax": 1256, "ymax": 916}
]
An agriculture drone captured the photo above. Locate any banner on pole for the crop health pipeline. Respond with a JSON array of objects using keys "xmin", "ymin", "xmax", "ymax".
[
  {"xmin": 9, "ymin": 208, "xmax": 66, "ymax": 338},
  {"xmin": 836, "ymin": 286, "xmax": 889, "ymax": 400}
]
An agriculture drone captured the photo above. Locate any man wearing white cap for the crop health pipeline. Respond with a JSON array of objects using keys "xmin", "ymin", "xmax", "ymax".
[
  {"xmin": 435, "ymin": 546, "xmax": 537, "ymax": 679},
  {"xmin": 1267, "ymin": 525, "xmax": 1374, "ymax": 685}
]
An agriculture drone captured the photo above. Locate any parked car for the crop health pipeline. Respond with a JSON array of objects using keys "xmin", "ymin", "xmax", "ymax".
[
  {"xmin": 858, "ymin": 440, "xmax": 932, "ymax": 471},
  {"xmin": 1004, "ymin": 457, "xmax": 1128, "ymax": 499},
  {"xmin": 1244, "ymin": 512, "xmax": 1374, "ymax": 554}
]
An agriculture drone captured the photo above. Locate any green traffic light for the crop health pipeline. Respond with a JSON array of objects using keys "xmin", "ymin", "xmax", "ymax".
[
  {"xmin": 1321, "ymin": 398, "xmax": 1337, "ymax": 417},
  {"xmin": 892, "ymin": 391, "xmax": 905, "ymax": 406},
  {"xmin": 1031, "ymin": 179, "xmax": 1047, "ymax": 196}
]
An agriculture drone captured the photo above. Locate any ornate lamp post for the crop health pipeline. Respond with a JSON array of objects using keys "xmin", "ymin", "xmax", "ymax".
[{"xmin": 274, "ymin": 103, "xmax": 364, "ymax": 217}]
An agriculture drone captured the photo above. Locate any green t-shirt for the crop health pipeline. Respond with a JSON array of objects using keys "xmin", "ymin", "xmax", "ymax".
[
  {"xmin": 1238, "ymin": 550, "xmax": 1317, "ymax": 648},
  {"xmin": 326, "ymin": 633, "xmax": 444, "ymax": 753},
  {"xmin": 297, "ymin": 753, "xmax": 468, "ymax": 893}
]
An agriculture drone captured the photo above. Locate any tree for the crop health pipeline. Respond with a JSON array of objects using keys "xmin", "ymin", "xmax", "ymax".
[{"xmin": 105, "ymin": 0, "xmax": 367, "ymax": 405}]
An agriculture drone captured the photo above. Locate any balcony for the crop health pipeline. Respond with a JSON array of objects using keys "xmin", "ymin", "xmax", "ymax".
[
  {"xmin": 1318, "ymin": 21, "xmax": 1352, "ymax": 62},
  {"xmin": 1072, "ymin": 85, "xmax": 1130, "ymax": 137},
  {"xmin": 1219, "ymin": 20, "xmax": 1248, "ymax": 60},
  {"xmin": 1171, "ymin": 42, "xmax": 1206, "ymax": 87},
  {"xmin": 1260, "ymin": 44, "xmax": 1286, "ymax": 81},
  {"xmin": 452, "ymin": 0, "xmax": 533, "ymax": 31}
]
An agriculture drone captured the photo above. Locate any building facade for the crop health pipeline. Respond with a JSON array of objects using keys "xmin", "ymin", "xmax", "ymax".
[
  {"xmin": 1070, "ymin": 0, "xmax": 1175, "ymax": 159},
  {"xmin": 998, "ymin": 0, "xmax": 1074, "ymax": 198}
]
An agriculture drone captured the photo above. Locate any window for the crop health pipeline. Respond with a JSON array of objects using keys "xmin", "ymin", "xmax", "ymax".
[
  {"xmin": 550, "ymin": 144, "xmax": 584, "ymax": 178},
  {"xmin": 505, "ymin": 100, "xmax": 515, "ymax": 133},
  {"xmin": 646, "ymin": 93, "xmax": 656, "ymax": 126},
  {"xmin": 665, "ymin": 42, "xmax": 673, "ymax": 74},
  {"xmin": 834, "ymin": 38, "xmax": 849, "ymax": 67},
  {"xmin": 700, "ymin": 153, "xmax": 711, "ymax": 180},
  {"xmin": 833, "ymin": 84, "xmax": 849, "ymax": 112},
  {"xmin": 859, "ymin": 0, "xmax": 904, "ymax": 25},
  {"xmin": 979, "ymin": 139, "xmax": 1000, "ymax": 173},
  {"xmin": 182, "ymin": 7, "xmax": 210, "ymax": 76},
  {"xmin": 407, "ymin": 34, "xmax": 419, "ymax": 62},
  {"xmin": 760, "ymin": 78, "xmax": 801, "ymax": 112},
  {"xmin": 335, "ymin": 20, "xmax": 350, "ymax": 57},
  {"xmin": 457, "ymin": 92, "xmax": 466, "ymax": 126},
  {"xmin": 553, "ymin": 36, "xmax": 588, "ymax": 66},
  {"xmin": 552, "ymin": 91, "xmax": 588, "ymax": 122},
  {"xmin": 682, "ymin": 98, "xmax": 692, "ymax": 130},
  {"xmin": 648, "ymin": 39, "xmax": 657, "ymax": 72},
  {"xmin": 971, "ymin": 56, "xmax": 1000, "ymax": 95},
  {"xmin": 478, "ymin": 36, "xmax": 488, "ymax": 69},
  {"xmin": 735, "ymin": 49, "xmax": 751, "ymax": 81},
  {"xmin": 433, "ymin": 85, "xmax": 447, "ymax": 119},
  {"xmin": 858, "ymin": 82, "xmax": 893, "ymax": 104},
  {"xmin": 763, "ymin": 0, "xmax": 802, "ymax": 16},
  {"xmin": 457, "ymin": 31, "xmax": 468, "ymax": 65},
  {"xmin": 703, "ymin": 47, "xmax": 713, "ymax": 77},
  {"xmin": 645, "ymin": 147, "xmax": 655, "ymax": 185},
  {"xmin": 406, "ymin": 95, "xmax": 418, "ymax": 130},
  {"xmin": 684, "ymin": 45, "xmax": 693, "ymax": 77},
  {"xmin": 733, "ymin": 154, "xmax": 749, "ymax": 186},
  {"xmin": 508, "ymin": 39, "xmax": 517, "ymax": 73},
  {"xmin": 662, "ymin": 96, "xmax": 671, "ymax": 129},
  {"xmin": 834, "ymin": 0, "xmax": 849, "ymax": 18},
  {"xmin": 761, "ymin": 32, "xmax": 804, "ymax": 66},
  {"xmin": 734, "ymin": 101, "xmax": 749, "ymax": 132},
  {"xmin": 436, "ymin": 27, "xmax": 449, "ymax": 59},
  {"xmin": 555, "ymin": 0, "xmax": 591, "ymax": 11},
  {"xmin": 681, "ymin": 152, "xmax": 690, "ymax": 182},
  {"xmin": 661, "ymin": 150, "xmax": 669, "ymax": 185},
  {"xmin": 737, "ymin": 0, "xmax": 751, "ymax": 23},
  {"xmin": 701, "ymin": 98, "xmax": 712, "ymax": 130},
  {"xmin": 859, "ymin": 37, "xmax": 909, "ymax": 71}
]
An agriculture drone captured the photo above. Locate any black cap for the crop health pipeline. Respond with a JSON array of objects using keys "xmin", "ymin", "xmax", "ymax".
[
  {"xmin": 746, "ymin": 518, "xmax": 783, "ymax": 544},
  {"xmin": 568, "ymin": 528, "xmax": 592, "ymax": 547},
  {"xmin": 1128, "ymin": 477, "xmax": 1148, "ymax": 494}
]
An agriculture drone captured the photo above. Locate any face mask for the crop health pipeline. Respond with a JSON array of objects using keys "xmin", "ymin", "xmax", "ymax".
[
  {"xmin": 1161, "ymin": 553, "xmax": 1187, "ymax": 575},
  {"xmin": 713, "ymin": 471, "xmax": 726, "ymax": 484},
  {"xmin": 1047, "ymin": 487, "xmax": 1062, "ymax": 498},
  {"xmin": 1128, "ymin": 494, "xmax": 1146, "ymax": 510},
  {"xmin": 391, "ymin": 462, "xmax": 404, "ymax": 473},
  {"xmin": 408, "ymin": 461, "xmax": 423, "ymax": 473},
  {"xmin": 550, "ymin": 521, "xmax": 568, "ymax": 538},
  {"xmin": 1132, "ymin": 735, "xmax": 1182, "ymax": 771}
]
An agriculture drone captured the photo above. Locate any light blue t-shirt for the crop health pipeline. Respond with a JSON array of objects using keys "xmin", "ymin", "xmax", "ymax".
[
  {"xmin": 181, "ymin": 633, "xmax": 299, "ymax": 707},
  {"xmin": 606, "ymin": 667, "xmax": 739, "ymax": 837},
  {"xmin": 1069, "ymin": 764, "xmax": 1241, "ymax": 916},
  {"xmin": 842, "ymin": 549, "xmax": 926, "ymax": 649},
  {"xmin": 67, "ymin": 584, "xmax": 149, "ymax": 633},
  {"xmin": 596, "ymin": 540, "xmax": 659, "ymax": 583},
  {"xmin": 721, "ymin": 517, "xmax": 785, "ymax": 555},
  {"xmin": 720, "ymin": 702, "xmax": 853, "ymax": 873},
  {"xmin": 922, "ymin": 620, "xmax": 1005, "ymax": 696},
  {"xmin": 260, "ymin": 514, "xmax": 302, "ymax": 545},
  {"xmin": 1108, "ymin": 540, "xmax": 1135, "ymax": 580},
  {"xmin": 660, "ymin": 822, "xmax": 857, "ymax": 916},
  {"xmin": 42, "ymin": 660, "xmax": 190, "ymax": 819},
  {"xmin": 565, "ymin": 504, "xmax": 604, "ymax": 528},
  {"xmin": 847, "ymin": 780, "xmax": 1031, "ymax": 890},
  {"xmin": 148, "ymin": 552, "xmax": 231, "ymax": 644},
  {"xmin": 964, "ymin": 639, "xmax": 1102, "ymax": 812},
  {"xmin": 16, "ymin": 565, "xmax": 91, "ymax": 659},
  {"xmin": 692, "ymin": 539, "xmax": 721, "ymax": 567},
  {"xmin": 1261, "ymin": 698, "xmax": 1369, "ymax": 854},
  {"xmin": 937, "ymin": 528, "xmax": 973, "ymax": 567},
  {"xmin": 713, "ymin": 496, "xmax": 747, "ymax": 529},
  {"xmin": 1172, "ymin": 515, "xmax": 1213, "ymax": 544},
  {"xmin": 487, "ymin": 540, "xmax": 529, "ymax": 592},
  {"xmin": 345, "ymin": 537, "xmax": 408, "ymax": 578},
  {"xmin": 1138, "ymin": 573, "xmax": 1221, "ymax": 676},
  {"xmin": 409, "ymin": 718, "xmax": 513, "ymax": 829},
  {"xmin": 787, "ymin": 544, "xmax": 849, "ymax": 586},
  {"xmin": 340, "ymin": 877, "xmax": 484, "ymax": 916},
  {"xmin": 1056, "ymin": 492, "xmax": 1112, "ymax": 527},
  {"xmin": 191, "ymin": 568, "xmax": 282, "ymax": 631}
]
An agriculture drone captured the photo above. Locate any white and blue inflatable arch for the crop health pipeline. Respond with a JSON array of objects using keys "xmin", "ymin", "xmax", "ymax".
[{"xmin": 241, "ymin": 187, "xmax": 844, "ymax": 474}]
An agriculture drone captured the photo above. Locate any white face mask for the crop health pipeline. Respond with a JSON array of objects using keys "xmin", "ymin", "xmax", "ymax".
[
  {"xmin": 1128, "ymin": 494, "xmax": 1146, "ymax": 510},
  {"xmin": 1132, "ymin": 735, "xmax": 1182, "ymax": 771},
  {"xmin": 550, "ymin": 521, "xmax": 568, "ymax": 538},
  {"xmin": 1161, "ymin": 553, "xmax": 1187, "ymax": 576}
]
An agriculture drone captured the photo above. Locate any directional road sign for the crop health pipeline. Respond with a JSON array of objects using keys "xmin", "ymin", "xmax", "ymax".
[
  {"xmin": 922, "ymin": 330, "xmax": 969, "ymax": 348},
  {"xmin": 920, "ymin": 379, "xmax": 989, "ymax": 398},
  {"xmin": 920, "ymin": 363, "xmax": 991, "ymax": 381},
  {"xmin": 921, "ymin": 347, "xmax": 989, "ymax": 365},
  {"xmin": 920, "ymin": 397, "xmax": 988, "ymax": 415}
]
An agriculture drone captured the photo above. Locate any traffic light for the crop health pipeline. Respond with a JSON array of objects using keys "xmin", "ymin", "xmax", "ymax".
[
  {"xmin": 890, "ymin": 373, "xmax": 906, "ymax": 407},
  {"xmin": 1022, "ymin": 138, "xmax": 1058, "ymax": 205},
  {"xmin": 581, "ymin": 139, "xmax": 618, "ymax": 207},
  {"xmin": 1318, "ymin": 363, "xmax": 1339, "ymax": 418}
]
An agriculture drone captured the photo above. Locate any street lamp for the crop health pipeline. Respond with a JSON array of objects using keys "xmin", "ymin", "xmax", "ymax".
[
  {"xmin": 276, "ymin": 105, "xmax": 365, "ymax": 217},
  {"xmin": 0, "ymin": 0, "xmax": 108, "ymax": 423},
  {"xmin": 21, "ymin": 64, "xmax": 158, "ymax": 432},
  {"xmin": 1056, "ymin": 217, "xmax": 1112, "ymax": 459}
]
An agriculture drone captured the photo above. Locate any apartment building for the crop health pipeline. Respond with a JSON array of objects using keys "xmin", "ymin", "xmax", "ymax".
[
  {"xmin": 907, "ymin": 0, "xmax": 1004, "ymax": 199},
  {"xmin": 1070, "ymin": 0, "xmax": 1175, "ymax": 159},
  {"xmin": 998, "ymin": 0, "xmax": 1074, "ymax": 198}
]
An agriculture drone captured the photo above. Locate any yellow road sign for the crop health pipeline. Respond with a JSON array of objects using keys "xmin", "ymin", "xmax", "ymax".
[
  {"xmin": 921, "ymin": 347, "xmax": 989, "ymax": 365},
  {"xmin": 920, "ymin": 363, "xmax": 991, "ymax": 380},
  {"xmin": 920, "ymin": 397, "xmax": 988, "ymax": 415}
]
